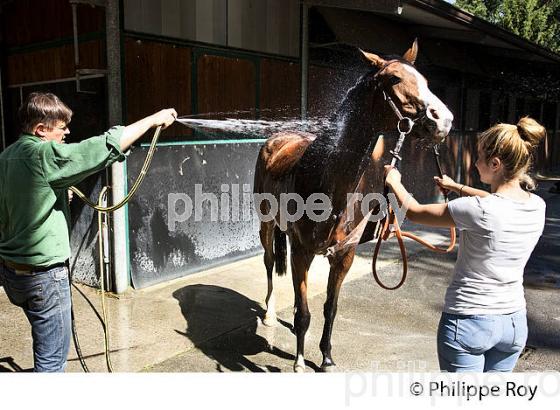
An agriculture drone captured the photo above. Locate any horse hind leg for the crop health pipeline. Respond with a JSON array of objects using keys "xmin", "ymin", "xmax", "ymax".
[
  {"xmin": 320, "ymin": 250, "xmax": 355, "ymax": 372},
  {"xmin": 260, "ymin": 222, "xmax": 278, "ymax": 326},
  {"xmin": 290, "ymin": 243, "xmax": 314, "ymax": 373}
]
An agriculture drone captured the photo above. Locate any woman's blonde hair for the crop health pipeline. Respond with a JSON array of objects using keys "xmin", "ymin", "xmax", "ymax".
[{"xmin": 478, "ymin": 117, "xmax": 546, "ymax": 191}]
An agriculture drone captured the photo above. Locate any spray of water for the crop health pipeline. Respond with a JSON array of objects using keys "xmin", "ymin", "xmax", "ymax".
[{"xmin": 176, "ymin": 115, "xmax": 337, "ymax": 138}]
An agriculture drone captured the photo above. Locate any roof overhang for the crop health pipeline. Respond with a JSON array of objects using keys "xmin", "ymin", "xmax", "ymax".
[{"xmin": 304, "ymin": 0, "xmax": 560, "ymax": 65}]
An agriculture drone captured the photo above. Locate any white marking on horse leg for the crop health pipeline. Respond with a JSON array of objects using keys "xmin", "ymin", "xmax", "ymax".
[
  {"xmin": 294, "ymin": 354, "xmax": 306, "ymax": 373},
  {"xmin": 263, "ymin": 278, "xmax": 277, "ymax": 326}
]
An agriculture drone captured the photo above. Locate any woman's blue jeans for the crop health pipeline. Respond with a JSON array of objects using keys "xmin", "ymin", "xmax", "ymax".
[
  {"xmin": 0, "ymin": 263, "xmax": 72, "ymax": 372},
  {"xmin": 437, "ymin": 310, "xmax": 528, "ymax": 372}
]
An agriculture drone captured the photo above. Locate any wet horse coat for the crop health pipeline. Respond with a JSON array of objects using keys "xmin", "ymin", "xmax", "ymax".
[{"xmin": 253, "ymin": 41, "xmax": 453, "ymax": 372}]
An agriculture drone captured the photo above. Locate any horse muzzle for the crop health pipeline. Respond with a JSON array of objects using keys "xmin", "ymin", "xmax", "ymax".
[{"xmin": 423, "ymin": 105, "xmax": 453, "ymax": 141}]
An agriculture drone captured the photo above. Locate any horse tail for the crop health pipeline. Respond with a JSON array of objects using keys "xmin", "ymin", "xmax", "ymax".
[{"xmin": 274, "ymin": 226, "xmax": 287, "ymax": 276}]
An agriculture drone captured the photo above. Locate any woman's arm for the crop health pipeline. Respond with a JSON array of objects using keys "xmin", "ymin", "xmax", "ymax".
[
  {"xmin": 434, "ymin": 175, "xmax": 489, "ymax": 198},
  {"xmin": 385, "ymin": 166, "xmax": 455, "ymax": 228}
]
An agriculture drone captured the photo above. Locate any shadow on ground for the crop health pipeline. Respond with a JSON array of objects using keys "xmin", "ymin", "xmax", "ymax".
[
  {"xmin": 0, "ymin": 356, "xmax": 29, "ymax": 372},
  {"xmin": 171, "ymin": 284, "xmax": 317, "ymax": 372}
]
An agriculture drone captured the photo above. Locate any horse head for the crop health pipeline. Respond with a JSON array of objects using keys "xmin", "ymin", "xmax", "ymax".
[{"xmin": 360, "ymin": 39, "xmax": 453, "ymax": 143}]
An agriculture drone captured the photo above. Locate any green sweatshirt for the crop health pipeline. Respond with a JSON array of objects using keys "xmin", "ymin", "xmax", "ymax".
[{"xmin": 0, "ymin": 126, "xmax": 125, "ymax": 267}]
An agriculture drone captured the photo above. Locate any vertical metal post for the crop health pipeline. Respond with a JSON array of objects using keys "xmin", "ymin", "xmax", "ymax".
[
  {"xmin": 457, "ymin": 73, "xmax": 465, "ymax": 184},
  {"xmin": 0, "ymin": 66, "xmax": 6, "ymax": 151},
  {"xmin": 72, "ymin": 3, "xmax": 80, "ymax": 91},
  {"xmin": 300, "ymin": 1, "xmax": 309, "ymax": 120},
  {"xmin": 554, "ymin": 102, "xmax": 560, "ymax": 168},
  {"xmin": 106, "ymin": 0, "xmax": 128, "ymax": 294},
  {"xmin": 540, "ymin": 101, "xmax": 547, "ymax": 171}
]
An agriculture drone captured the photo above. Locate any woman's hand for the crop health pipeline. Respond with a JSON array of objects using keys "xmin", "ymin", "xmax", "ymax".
[
  {"xmin": 384, "ymin": 165, "xmax": 401, "ymax": 187},
  {"xmin": 434, "ymin": 174, "xmax": 460, "ymax": 195}
]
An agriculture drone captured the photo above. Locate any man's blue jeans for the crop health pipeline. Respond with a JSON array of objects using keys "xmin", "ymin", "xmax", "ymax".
[
  {"xmin": 437, "ymin": 310, "xmax": 528, "ymax": 372},
  {"xmin": 0, "ymin": 263, "xmax": 72, "ymax": 372}
]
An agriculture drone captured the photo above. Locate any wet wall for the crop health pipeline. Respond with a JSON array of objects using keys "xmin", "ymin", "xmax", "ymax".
[{"xmin": 126, "ymin": 141, "xmax": 263, "ymax": 289}]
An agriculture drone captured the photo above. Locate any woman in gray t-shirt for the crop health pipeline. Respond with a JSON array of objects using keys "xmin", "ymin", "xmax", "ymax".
[{"xmin": 384, "ymin": 116, "xmax": 546, "ymax": 372}]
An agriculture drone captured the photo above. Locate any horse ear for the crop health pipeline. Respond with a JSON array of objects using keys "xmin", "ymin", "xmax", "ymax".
[
  {"xmin": 359, "ymin": 49, "xmax": 386, "ymax": 69},
  {"xmin": 402, "ymin": 38, "xmax": 418, "ymax": 65}
]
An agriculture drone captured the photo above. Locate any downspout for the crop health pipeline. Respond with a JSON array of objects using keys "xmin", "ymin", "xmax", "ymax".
[
  {"xmin": 106, "ymin": 0, "xmax": 128, "ymax": 294},
  {"xmin": 300, "ymin": 2, "xmax": 309, "ymax": 120}
]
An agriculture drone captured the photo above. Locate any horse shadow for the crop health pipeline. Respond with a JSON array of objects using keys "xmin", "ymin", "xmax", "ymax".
[{"xmin": 172, "ymin": 284, "xmax": 320, "ymax": 372}]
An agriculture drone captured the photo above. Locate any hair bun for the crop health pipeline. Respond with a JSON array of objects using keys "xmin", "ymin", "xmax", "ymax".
[{"xmin": 516, "ymin": 117, "xmax": 546, "ymax": 149}]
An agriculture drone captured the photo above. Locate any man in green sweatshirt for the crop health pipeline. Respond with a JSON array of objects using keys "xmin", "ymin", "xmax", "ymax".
[{"xmin": 0, "ymin": 92, "xmax": 176, "ymax": 372}]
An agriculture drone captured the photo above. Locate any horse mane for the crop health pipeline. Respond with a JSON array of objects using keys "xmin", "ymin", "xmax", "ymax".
[
  {"xmin": 298, "ymin": 54, "xmax": 413, "ymax": 180},
  {"xmin": 326, "ymin": 55, "xmax": 413, "ymax": 140}
]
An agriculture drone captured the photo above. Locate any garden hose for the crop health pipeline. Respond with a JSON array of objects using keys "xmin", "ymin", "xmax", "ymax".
[
  {"xmin": 69, "ymin": 125, "xmax": 162, "ymax": 211},
  {"xmin": 69, "ymin": 125, "xmax": 162, "ymax": 372}
]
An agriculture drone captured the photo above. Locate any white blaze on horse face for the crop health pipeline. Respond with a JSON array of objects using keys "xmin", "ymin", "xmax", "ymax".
[{"xmin": 403, "ymin": 65, "xmax": 453, "ymax": 138}]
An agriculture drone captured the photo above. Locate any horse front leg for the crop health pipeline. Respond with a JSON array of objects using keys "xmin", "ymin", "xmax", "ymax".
[
  {"xmin": 320, "ymin": 249, "xmax": 356, "ymax": 372},
  {"xmin": 290, "ymin": 243, "xmax": 314, "ymax": 373}
]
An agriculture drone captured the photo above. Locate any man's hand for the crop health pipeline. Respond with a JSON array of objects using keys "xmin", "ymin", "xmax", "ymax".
[{"xmin": 152, "ymin": 109, "xmax": 177, "ymax": 129}]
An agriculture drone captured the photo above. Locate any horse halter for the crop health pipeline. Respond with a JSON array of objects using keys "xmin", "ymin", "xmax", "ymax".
[
  {"xmin": 369, "ymin": 61, "xmax": 456, "ymax": 291},
  {"xmin": 373, "ymin": 60, "xmax": 427, "ymax": 167}
]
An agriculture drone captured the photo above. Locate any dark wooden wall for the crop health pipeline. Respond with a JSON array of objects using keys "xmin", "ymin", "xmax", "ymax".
[
  {"xmin": 124, "ymin": 38, "xmax": 192, "ymax": 139},
  {"xmin": 123, "ymin": 35, "xmax": 301, "ymax": 140},
  {"xmin": 5, "ymin": 41, "xmax": 104, "ymax": 86},
  {"xmin": 1, "ymin": 0, "xmax": 104, "ymax": 47},
  {"xmin": 2, "ymin": 0, "xmax": 104, "ymax": 87},
  {"xmin": 196, "ymin": 54, "xmax": 256, "ymax": 119},
  {"xmin": 260, "ymin": 59, "xmax": 300, "ymax": 119}
]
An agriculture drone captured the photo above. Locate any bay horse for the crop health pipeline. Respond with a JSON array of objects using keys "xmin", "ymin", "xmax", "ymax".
[{"xmin": 253, "ymin": 40, "xmax": 453, "ymax": 372}]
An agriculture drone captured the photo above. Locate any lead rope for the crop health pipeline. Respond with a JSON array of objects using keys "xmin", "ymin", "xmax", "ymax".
[
  {"xmin": 372, "ymin": 143, "xmax": 457, "ymax": 290},
  {"xmin": 371, "ymin": 113, "xmax": 413, "ymax": 290},
  {"xmin": 68, "ymin": 126, "xmax": 163, "ymax": 372}
]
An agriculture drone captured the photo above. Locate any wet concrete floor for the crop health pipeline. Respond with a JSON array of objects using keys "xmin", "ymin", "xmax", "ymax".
[{"xmin": 1, "ymin": 182, "xmax": 559, "ymax": 373}]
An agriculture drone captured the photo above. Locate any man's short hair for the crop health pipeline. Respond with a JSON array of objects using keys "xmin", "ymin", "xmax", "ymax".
[{"xmin": 18, "ymin": 92, "xmax": 73, "ymax": 134}]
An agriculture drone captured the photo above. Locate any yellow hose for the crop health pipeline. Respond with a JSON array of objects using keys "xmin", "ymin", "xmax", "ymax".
[
  {"xmin": 70, "ymin": 126, "xmax": 162, "ymax": 372},
  {"xmin": 69, "ymin": 125, "xmax": 162, "ymax": 211}
]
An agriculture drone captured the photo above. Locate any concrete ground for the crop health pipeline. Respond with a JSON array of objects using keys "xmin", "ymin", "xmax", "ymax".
[{"xmin": 1, "ymin": 181, "xmax": 559, "ymax": 373}]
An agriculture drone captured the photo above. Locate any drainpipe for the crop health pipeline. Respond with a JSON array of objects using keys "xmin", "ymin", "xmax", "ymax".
[
  {"xmin": 106, "ymin": 0, "xmax": 128, "ymax": 294},
  {"xmin": 300, "ymin": 2, "xmax": 309, "ymax": 120}
]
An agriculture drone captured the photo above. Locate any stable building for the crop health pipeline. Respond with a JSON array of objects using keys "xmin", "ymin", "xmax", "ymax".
[{"xmin": 1, "ymin": 0, "xmax": 558, "ymax": 291}]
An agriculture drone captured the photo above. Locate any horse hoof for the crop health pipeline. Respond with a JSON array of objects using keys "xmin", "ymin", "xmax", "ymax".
[
  {"xmin": 262, "ymin": 314, "xmax": 278, "ymax": 327},
  {"xmin": 320, "ymin": 359, "xmax": 337, "ymax": 372},
  {"xmin": 294, "ymin": 364, "xmax": 306, "ymax": 373},
  {"xmin": 321, "ymin": 363, "xmax": 337, "ymax": 373}
]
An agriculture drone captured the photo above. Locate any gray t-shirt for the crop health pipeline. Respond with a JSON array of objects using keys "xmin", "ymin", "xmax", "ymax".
[{"xmin": 445, "ymin": 193, "xmax": 545, "ymax": 315}]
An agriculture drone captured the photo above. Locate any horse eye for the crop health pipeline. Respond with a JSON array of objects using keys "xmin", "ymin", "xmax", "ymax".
[{"xmin": 389, "ymin": 76, "xmax": 401, "ymax": 86}]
